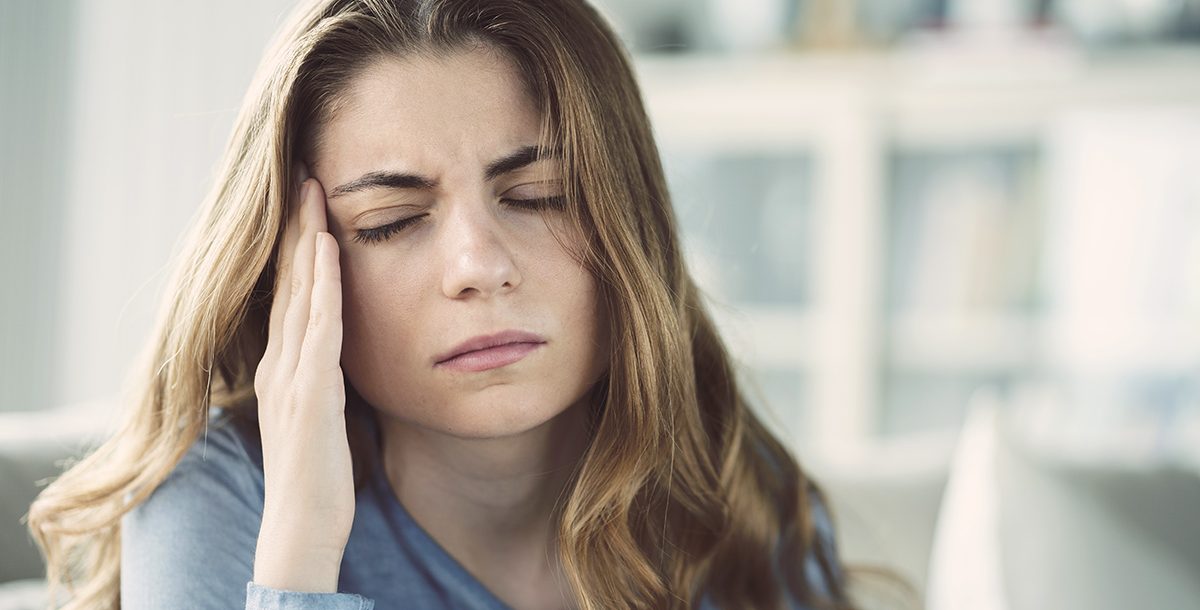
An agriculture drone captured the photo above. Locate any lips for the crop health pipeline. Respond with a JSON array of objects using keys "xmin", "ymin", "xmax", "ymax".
[{"xmin": 433, "ymin": 329, "xmax": 547, "ymax": 366}]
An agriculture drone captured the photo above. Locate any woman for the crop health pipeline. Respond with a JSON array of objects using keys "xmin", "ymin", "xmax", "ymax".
[{"xmin": 29, "ymin": 0, "xmax": 855, "ymax": 608}]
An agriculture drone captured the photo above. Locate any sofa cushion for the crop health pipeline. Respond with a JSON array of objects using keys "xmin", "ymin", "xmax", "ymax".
[
  {"xmin": 0, "ymin": 402, "xmax": 114, "ymax": 583},
  {"xmin": 0, "ymin": 578, "xmax": 46, "ymax": 610}
]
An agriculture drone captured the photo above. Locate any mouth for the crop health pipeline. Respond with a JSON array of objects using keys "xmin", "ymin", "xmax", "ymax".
[{"xmin": 434, "ymin": 330, "xmax": 547, "ymax": 373}]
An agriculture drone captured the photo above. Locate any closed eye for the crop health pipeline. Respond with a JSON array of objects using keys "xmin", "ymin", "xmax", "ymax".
[
  {"xmin": 353, "ymin": 214, "xmax": 427, "ymax": 245},
  {"xmin": 501, "ymin": 196, "xmax": 566, "ymax": 211},
  {"xmin": 352, "ymin": 197, "xmax": 567, "ymax": 245}
]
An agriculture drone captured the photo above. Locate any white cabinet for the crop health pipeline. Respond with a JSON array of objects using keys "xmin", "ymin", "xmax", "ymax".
[{"xmin": 635, "ymin": 45, "xmax": 1200, "ymax": 463}]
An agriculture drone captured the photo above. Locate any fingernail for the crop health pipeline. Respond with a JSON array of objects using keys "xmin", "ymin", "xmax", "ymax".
[
  {"xmin": 299, "ymin": 180, "xmax": 310, "ymax": 204},
  {"xmin": 316, "ymin": 231, "xmax": 326, "ymax": 256}
]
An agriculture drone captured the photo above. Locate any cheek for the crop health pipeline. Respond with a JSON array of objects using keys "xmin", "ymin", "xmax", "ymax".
[
  {"xmin": 339, "ymin": 253, "xmax": 425, "ymax": 376},
  {"xmin": 548, "ymin": 259, "xmax": 609, "ymax": 372},
  {"xmin": 530, "ymin": 223, "xmax": 606, "ymax": 352}
]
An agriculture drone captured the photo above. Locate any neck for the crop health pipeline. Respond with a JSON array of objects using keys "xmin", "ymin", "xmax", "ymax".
[{"xmin": 377, "ymin": 400, "xmax": 591, "ymax": 577}]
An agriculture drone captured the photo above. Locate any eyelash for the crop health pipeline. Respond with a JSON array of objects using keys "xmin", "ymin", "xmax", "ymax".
[{"xmin": 352, "ymin": 196, "xmax": 566, "ymax": 245}]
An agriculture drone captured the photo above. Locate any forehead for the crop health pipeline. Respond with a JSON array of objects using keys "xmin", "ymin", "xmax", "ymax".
[{"xmin": 314, "ymin": 45, "xmax": 542, "ymax": 180}]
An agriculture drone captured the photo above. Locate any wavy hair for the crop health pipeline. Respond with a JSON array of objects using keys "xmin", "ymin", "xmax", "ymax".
[{"xmin": 28, "ymin": 1, "xmax": 857, "ymax": 608}]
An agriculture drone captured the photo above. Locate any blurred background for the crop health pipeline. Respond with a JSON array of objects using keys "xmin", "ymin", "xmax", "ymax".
[{"xmin": 2, "ymin": 0, "xmax": 1199, "ymax": 608}]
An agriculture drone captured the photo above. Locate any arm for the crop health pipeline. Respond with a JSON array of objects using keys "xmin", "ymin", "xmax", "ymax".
[
  {"xmin": 251, "ymin": 167, "xmax": 359, "ymax": 593},
  {"xmin": 122, "ymin": 166, "xmax": 361, "ymax": 609}
]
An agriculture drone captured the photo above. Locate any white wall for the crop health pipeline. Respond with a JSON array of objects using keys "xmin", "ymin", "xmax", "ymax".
[
  {"xmin": 50, "ymin": 1, "xmax": 299, "ymax": 409},
  {"xmin": 0, "ymin": 1, "xmax": 74, "ymax": 413}
]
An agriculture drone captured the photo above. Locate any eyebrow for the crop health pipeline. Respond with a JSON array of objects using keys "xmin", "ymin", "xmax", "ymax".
[{"xmin": 327, "ymin": 144, "xmax": 560, "ymax": 199}]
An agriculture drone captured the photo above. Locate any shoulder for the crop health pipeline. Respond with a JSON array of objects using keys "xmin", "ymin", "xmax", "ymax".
[
  {"xmin": 120, "ymin": 407, "xmax": 265, "ymax": 608},
  {"xmin": 133, "ymin": 407, "xmax": 265, "ymax": 515}
]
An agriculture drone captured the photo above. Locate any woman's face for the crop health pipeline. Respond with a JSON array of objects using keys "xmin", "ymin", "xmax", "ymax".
[{"xmin": 310, "ymin": 46, "xmax": 608, "ymax": 439}]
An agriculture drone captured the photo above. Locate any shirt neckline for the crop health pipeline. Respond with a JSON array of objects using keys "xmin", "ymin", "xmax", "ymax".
[{"xmin": 368, "ymin": 437, "xmax": 515, "ymax": 610}]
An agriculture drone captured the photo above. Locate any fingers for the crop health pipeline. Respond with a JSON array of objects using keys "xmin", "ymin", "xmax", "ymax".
[
  {"xmin": 279, "ymin": 177, "xmax": 331, "ymax": 373},
  {"xmin": 298, "ymin": 232, "xmax": 343, "ymax": 377},
  {"xmin": 266, "ymin": 162, "xmax": 312, "ymax": 362},
  {"xmin": 267, "ymin": 190, "xmax": 303, "ymax": 363}
]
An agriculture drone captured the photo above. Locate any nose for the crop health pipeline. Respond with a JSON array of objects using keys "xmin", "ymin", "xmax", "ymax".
[{"xmin": 439, "ymin": 200, "xmax": 522, "ymax": 299}]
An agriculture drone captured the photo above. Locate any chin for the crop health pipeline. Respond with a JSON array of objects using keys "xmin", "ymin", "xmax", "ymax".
[{"xmin": 378, "ymin": 384, "xmax": 581, "ymax": 440}]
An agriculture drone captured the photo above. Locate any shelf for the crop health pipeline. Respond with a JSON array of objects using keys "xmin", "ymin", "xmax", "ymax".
[
  {"xmin": 635, "ymin": 46, "xmax": 1200, "ymax": 149},
  {"xmin": 885, "ymin": 313, "xmax": 1199, "ymax": 374},
  {"xmin": 635, "ymin": 46, "xmax": 1200, "ymax": 443},
  {"xmin": 708, "ymin": 308, "xmax": 1200, "ymax": 374},
  {"xmin": 1041, "ymin": 318, "xmax": 1200, "ymax": 374},
  {"xmin": 887, "ymin": 312, "xmax": 1038, "ymax": 371}
]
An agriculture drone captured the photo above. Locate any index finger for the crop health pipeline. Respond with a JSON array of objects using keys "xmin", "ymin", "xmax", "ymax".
[{"xmin": 266, "ymin": 163, "xmax": 312, "ymax": 358}]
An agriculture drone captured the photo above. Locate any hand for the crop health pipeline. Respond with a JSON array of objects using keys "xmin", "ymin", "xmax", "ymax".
[{"xmin": 251, "ymin": 165, "xmax": 354, "ymax": 593}]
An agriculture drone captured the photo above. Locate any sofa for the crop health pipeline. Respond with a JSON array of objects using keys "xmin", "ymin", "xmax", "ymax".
[{"xmin": 0, "ymin": 402, "xmax": 115, "ymax": 610}]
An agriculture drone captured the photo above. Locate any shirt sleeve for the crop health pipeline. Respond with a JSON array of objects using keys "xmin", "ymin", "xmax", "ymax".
[
  {"xmin": 120, "ymin": 420, "xmax": 375, "ymax": 610},
  {"xmin": 246, "ymin": 582, "xmax": 374, "ymax": 610}
]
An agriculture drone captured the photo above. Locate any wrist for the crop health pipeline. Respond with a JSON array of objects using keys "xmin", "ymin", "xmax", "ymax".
[{"xmin": 253, "ymin": 523, "xmax": 346, "ymax": 593}]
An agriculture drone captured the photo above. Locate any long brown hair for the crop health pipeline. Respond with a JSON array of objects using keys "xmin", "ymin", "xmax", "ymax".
[{"xmin": 28, "ymin": 1, "xmax": 856, "ymax": 608}]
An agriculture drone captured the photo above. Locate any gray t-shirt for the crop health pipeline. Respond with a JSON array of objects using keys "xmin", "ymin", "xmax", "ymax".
[{"xmin": 120, "ymin": 407, "xmax": 840, "ymax": 609}]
